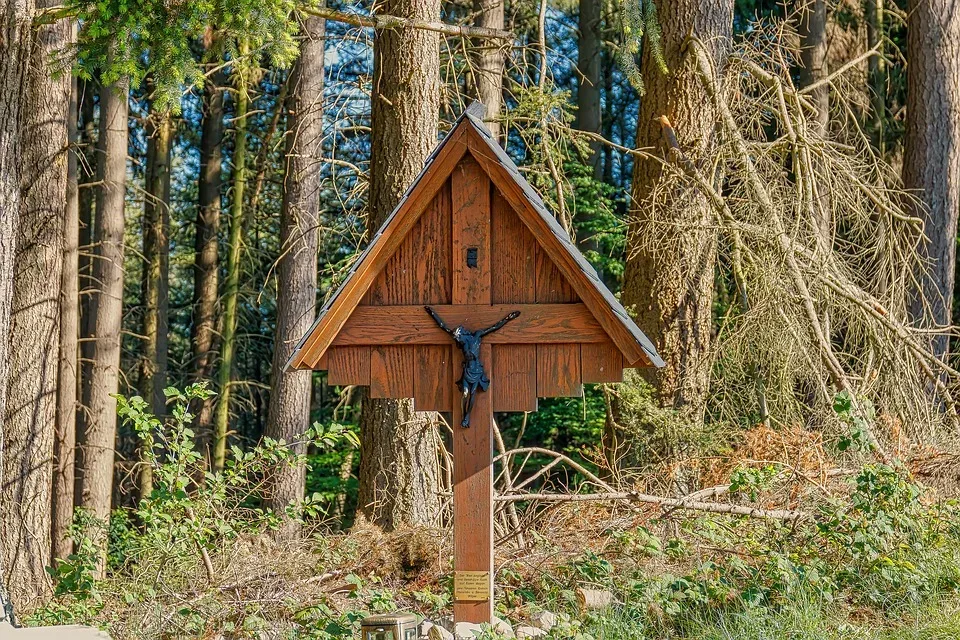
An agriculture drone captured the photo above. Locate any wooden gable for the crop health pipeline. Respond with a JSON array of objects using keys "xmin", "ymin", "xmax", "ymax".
[{"xmin": 287, "ymin": 105, "xmax": 663, "ymax": 412}]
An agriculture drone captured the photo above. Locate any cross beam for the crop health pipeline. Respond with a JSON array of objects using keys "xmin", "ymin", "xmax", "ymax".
[{"xmin": 329, "ymin": 303, "xmax": 604, "ymax": 346}]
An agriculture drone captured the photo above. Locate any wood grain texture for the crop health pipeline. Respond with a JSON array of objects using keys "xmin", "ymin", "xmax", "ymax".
[
  {"xmin": 451, "ymin": 163, "xmax": 494, "ymax": 621},
  {"xmin": 491, "ymin": 187, "xmax": 536, "ymax": 304},
  {"xmin": 534, "ymin": 238, "xmax": 582, "ymax": 398},
  {"xmin": 365, "ymin": 179, "xmax": 452, "ymax": 306},
  {"xmin": 326, "ymin": 346, "xmax": 370, "ymax": 386},
  {"xmin": 451, "ymin": 154, "xmax": 491, "ymax": 305},
  {"xmin": 463, "ymin": 127, "xmax": 650, "ymax": 365},
  {"xmin": 581, "ymin": 341, "xmax": 624, "ymax": 383},
  {"xmin": 537, "ymin": 343, "xmax": 583, "ymax": 397},
  {"xmin": 290, "ymin": 126, "xmax": 469, "ymax": 369},
  {"xmin": 453, "ymin": 341, "xmax": 494, "ymax": 621},
  {"xmin": 535, "ymin": 244, "xmax": 578, "ymax": 303},
  {"xmin": 414, "ymin": 344, "xmax": 453, "ymax": 411},
  {"xmin": 331, "ymin": 303, "xmax": 605, "ymax": 345},
  {"xmin": 490, "ymin": 188, "xmax": 539, "ymax": 412},
  {"xmin": 492, "ymin": 344, "xmax": 537, "ymax": 411},
  {"xmin": 369, "ymin": 345, "xmax": 415, "ymax": 398}
]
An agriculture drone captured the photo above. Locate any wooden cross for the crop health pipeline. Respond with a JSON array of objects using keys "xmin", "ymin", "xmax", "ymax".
[{"xmin": 286, "ymin": 103, "xmax": 662, "ymax": 624}]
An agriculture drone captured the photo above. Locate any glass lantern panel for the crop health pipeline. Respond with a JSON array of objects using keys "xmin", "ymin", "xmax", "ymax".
[{"xmin": 366, "ymin": 630, "xmax": 396, "ymax": 640}]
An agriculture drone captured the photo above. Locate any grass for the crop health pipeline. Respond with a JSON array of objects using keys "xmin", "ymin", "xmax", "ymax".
[{"xmin": 583, "ymin": 596, "xmax": 960, "ymax": 640}]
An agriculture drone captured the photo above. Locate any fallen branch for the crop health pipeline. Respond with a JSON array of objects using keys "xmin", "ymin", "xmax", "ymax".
[{"xmin": 494, "ymin": 491, "xmax": 807, "ymax": 521}]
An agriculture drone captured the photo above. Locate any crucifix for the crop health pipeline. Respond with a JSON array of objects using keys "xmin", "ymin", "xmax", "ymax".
[
  {"xmin": 425, "ymin": 306, "xmax": 519, "ymax": 427},
  {"xmin": 286, "ymin": 103, "xmax": 662, "ymax": 624}
]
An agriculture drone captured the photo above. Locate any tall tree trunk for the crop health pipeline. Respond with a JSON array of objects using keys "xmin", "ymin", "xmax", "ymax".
[
  {"xmin": 600, "ymin": 28, "xmax": 614, "ymax": 185},
  {"xmin": 866, "ymin": 0, "xmax": 885, "ymax": 152},
  {"xmin": 357, "ymin": 0, "xmax": 442, "ymax": 531},
  {"xmin": 76, "ymin": 78, "xmax": 97, "ymax": 485},
  {"xmin": 265, "ymin": 14, "xmax": 325, "ymax": 534},
  {"xmin": 0, "ymin": 0, "xmax": 33, "ymax": 606},
  {"xmin": 192, "ymin": 70, "xmax": 225, "ymax": 442},
  {"xmin": 904, "ymin": 0, "xmax": 960, "ymax": 361},
  {"xmin": 574, "ymin": 0, "xmax": 604, "ymax": 280},
  {"xmin": 2, "ymin": 0, "xmax": 70, "ymax": 603},
  {"xmin": 53, "ymin": 74, "xmax": 80, "ymax": 562},
  {"xmin": 576, "ymin": 0, "xmax": 602, "ymax": 175},
  {"xmin": 213, "ymin": 45, "xmax": 250, "ymax": 471},
  {"xmin": 797, "ymin": 0, "xmax": 828, "ymax": 136},
  {"xmin": 78, "ymin": 72, "xmax": 128, "ymax": 573},
  {"xmin": 796, "ymin": 0, "xmax": 832, "ymax": 269},
  {"xmin": 620, "ymin": 1, "xmax": 733, "ymax": 419},
  {"xmin": 138, "ymin": 106, "xmax": 172, "ymax": 498},
  {"xmin": 470, "ymin": 0, "xmax": 504, "ymax": 139}
]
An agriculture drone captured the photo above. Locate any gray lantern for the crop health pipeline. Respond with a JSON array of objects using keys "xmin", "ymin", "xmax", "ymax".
[{"xmin": 360, "ymin": 613, "xmax": 419, "ymax": 640}]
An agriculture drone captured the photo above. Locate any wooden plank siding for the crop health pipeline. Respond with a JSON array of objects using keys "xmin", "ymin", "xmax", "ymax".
[
  {"xmin": 369, "ymin": 345, "xmax": 415, "ymax": 398},
  {"xmin": 451, "ymin": 155, "xmax": 491, "ymax": 305},
  {"xmin": 491, "ymin": 187, "xmax": 538, "ymax": 411},
  {"xmin": 537, "ymin": 344, "xmax": 582, "ymax": 398},
  {"xmin": 414, "ymin": 344, "xmax": 453, "ymax": 412},
  {"xmin": 364, "ymin": 179, "xmax": 452, "ymax": 306},
  {"xmin": 581, "ymin": 341, "xmax": 624, "ymax": 383},
  {"xmin": 534, "ymin": 231, "xmax": 583, "ymax": 398},
  {"xmin": 463, "ymin": 129, "xmax": 650, "ymax": 365},
  {"xmin": 326, "ymin": 346, "xmax": 371, "ymax": 387},
  {"xmin": 290, "ymin": 127, "xmax": 469, "ymax": 369}
]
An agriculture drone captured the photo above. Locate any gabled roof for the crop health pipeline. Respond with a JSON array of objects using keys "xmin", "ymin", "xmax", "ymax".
[{"xmin": 286, "ymin": 103, "xmax": 663, "ymax": 371}]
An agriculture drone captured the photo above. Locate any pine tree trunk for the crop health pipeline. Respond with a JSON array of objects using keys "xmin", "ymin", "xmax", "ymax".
[
  {"xmin": 265, "ymin": 14, "xmax": 325, "ymax": 534},
  {"xmin": 866, "ymin": 0, "xmax": 885, "ymax": 150},
  {"xmin": 77, "ymin": 79, "xmax": 97, "ymax": 467},
  {"xmin": 620, "ymin": 0, "xmax": 733, "ymax": 419},
  {"xmin": 213, "ymin": 46, "xmax": 250, "ymax": 471},
  {"xmin": 904, "ymin": 0, "xmax": 960, "ymax": 361},
  {"xmin": 138, "ymin": 106, "xmax": 172, "ymax": 498},
  {"xmin": 600, "ymin": 24, "xmax": 614, "ymax": 185},
  {"xmin": 357, "ymin": 0, "xmax": 442, "ymax": 531},
  {"xmin": 192, "ymin": 70, "xmax": 225, "ymax": 441},
  {"xmin": 53, "ymin": 74, "xmax": 80, "ymax": 562},
  {"xmin": 2, "ymin": 0, "xmax": 69, "ymax": 603},
  {"xmin": 78, "ymin": 73, "xmax": 128, "ymax": 572},
  {"xmin": 0, "ymin": 0, "xmax": 32, "ymax": 603},
  {"xmin": 576, "ymin": 0, "xmax": 602, "ymax": 175},
  {"xmin": 470, "ymin": 0, "xmax": 504, "ymax": 139},
  {"xmin": 797, "ymin": 0, "xmax": 828, "ymax": 136},
  {"xmin": 796, "ymin": 0, "xmax": 832, "ymax": 266}
]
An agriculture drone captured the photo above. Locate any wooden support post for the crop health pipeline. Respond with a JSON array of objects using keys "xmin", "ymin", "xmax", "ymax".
[
  {"xmin": 452, "ymin": 154, "xmax": 494, "ymax": 623},
  {"xmin": 452, "ymin": 342, "xmax": 494, "ymax": 623}
]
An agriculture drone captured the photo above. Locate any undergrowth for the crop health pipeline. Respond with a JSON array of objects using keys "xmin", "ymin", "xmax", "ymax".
[{"xmin": 22, "ymin": 386, "xmax": 960, "ymax": 640}]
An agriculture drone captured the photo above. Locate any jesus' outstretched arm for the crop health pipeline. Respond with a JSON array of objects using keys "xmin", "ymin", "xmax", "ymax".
[
  {"xmin": 424, "ymin": 306, "xmax": 456, "ymax": 335},
  {"xmin": 478, "ymin": 310, "xmax": 520, "ymax": 337}
]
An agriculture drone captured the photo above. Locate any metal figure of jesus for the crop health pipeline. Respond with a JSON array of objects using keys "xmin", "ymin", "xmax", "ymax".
[{"xmin": 424, "ymin": 306, "xmax": 520, "ymax": 427}]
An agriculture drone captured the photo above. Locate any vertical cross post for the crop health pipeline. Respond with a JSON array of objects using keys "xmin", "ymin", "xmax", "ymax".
[
  {"xmin": 451, "ymin": 155, "xmax": 494, "ymax": 623},
  {"xmin": 452, "ymin": 343, "xmax": 494, "ymax": 622}
]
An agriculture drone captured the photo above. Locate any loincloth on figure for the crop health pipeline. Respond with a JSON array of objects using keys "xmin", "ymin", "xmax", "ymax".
[{"xmin": 458, "ymin": 359, "xmax": 490, "ymax": 392}]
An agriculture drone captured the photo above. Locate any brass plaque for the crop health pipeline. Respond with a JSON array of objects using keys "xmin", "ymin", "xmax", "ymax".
[{"xmin": 454, "ymin": 571, "xmax": 490, "ymax": 601}]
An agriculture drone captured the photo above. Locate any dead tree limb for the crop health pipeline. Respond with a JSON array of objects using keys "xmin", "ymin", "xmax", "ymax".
[{"xmin": 494, "ymin": 491, "xmax": 807, "ymax": 521}]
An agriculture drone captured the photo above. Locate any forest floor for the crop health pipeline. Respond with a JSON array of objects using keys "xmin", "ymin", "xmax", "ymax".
[{"xmin": 21, "ymin": 420, "xmax": 960, "ymax": 640}]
